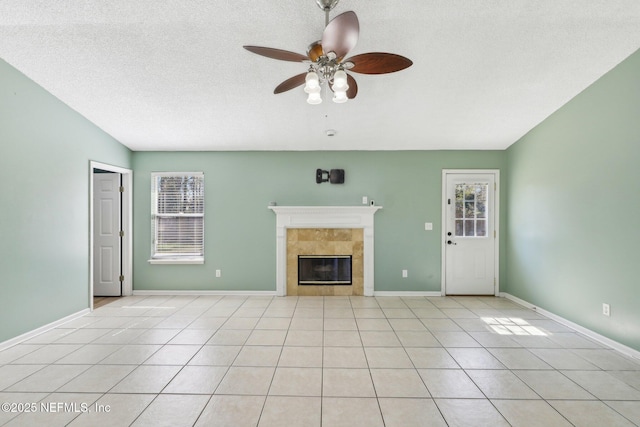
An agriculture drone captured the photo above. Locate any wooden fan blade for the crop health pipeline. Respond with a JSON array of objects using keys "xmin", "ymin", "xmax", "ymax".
[
  {"xmin": 346, "ymin": 74, "xmax": 358, "ymax": 99},
  {"xmin": 243, "ymin": 46, "xmax": 308, "ymax": 62},
  {"xmin": 346, "ymin": 52, "xmax": 413, "ymax": 74},
  {"xmin": 274, "ymin": 73, "xmax": 307, "ymax": 94},
  {"xmin": 321, "ymin": 11, "xmax": 359, "ymax": 61}
]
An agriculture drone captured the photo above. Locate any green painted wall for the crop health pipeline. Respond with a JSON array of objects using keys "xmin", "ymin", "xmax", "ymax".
[
  {"xmin": 0, "ymin": 60, "xmax": 131, "ymax": 343},
  {"xmin": 2, "ymin": 37, "xmax": 637, "ymax": 357},
  {"xmin": 132, "ymin": 151, "xmax": 507, "ymax": 292},
  {"xmin": 505, "ymin": 48, "xmax": 640, "ymax": 351}
]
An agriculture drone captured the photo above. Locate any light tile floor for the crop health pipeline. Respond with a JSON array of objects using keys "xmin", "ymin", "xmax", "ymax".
[{"xmin": 1, "ymin": 295, "xmax": 640, "ymax": 426}]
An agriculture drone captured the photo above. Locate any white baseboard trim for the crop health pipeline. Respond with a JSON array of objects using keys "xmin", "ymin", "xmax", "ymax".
[
  {"xmin": 501, "ymin": 292, "xmax": 640, "ymax": 361},
  {"xmin": 0, "ymin": 308, "xmax": 91, "ymax": 352},
  {"xmin": 133, "ymin": 290, "xmax": 278, "ymax": 296},
  {"xmin": 373, "ymin": 291, "xmax": 443, "ymax": 297}
]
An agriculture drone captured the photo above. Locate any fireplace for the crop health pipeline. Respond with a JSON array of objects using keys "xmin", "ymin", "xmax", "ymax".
[
  {"xmin": 298, "ymin": 255, "xmax": 352, "ymax": 285},
  {"xmin": 268, "ymin": 206, "xmax": 382, "ymax": 296}
]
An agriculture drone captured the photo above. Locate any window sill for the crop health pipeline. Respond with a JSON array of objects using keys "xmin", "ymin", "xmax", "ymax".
[{"xmin": 148, "ymin": 257, "xmax": 204, "ymax": 265}]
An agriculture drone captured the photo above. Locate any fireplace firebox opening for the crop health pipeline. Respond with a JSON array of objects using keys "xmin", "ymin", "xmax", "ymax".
[{"xmin": 298, "ymin": 255, "xmax": 352, "ymax": 285}]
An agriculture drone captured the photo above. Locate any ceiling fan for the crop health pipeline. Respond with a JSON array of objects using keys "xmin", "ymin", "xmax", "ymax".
[{"xmin": 243, "ymin": 0, "xmax": 413, "ymax": 104}]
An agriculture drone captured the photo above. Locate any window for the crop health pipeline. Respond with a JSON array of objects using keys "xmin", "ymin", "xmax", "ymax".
[
  {"xmin": 150, "ymin": 172, "xmax": 204, "ymax": 264},
  {"xmin": 454, "ymin": 183, "xmax": 488, "ymax": 237}
]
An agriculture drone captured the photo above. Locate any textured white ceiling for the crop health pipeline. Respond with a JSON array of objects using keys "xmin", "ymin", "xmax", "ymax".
[{"xmin": 1, "ymin": 0, "xmax": 639, "ymax": 151}]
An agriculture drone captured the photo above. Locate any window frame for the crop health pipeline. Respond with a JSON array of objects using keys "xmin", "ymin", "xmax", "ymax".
[
  {"xmin": 453, "ymin": 182, "xmax": 489, "ymax": 238},
  {"xmin": 148, "ymin": 172, "xmax": 205, "ymax": 265}
]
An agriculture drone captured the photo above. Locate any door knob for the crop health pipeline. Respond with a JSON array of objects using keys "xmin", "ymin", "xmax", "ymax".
[
  {"xmin": 447, "ymin": 232, "xmax": 452, "ymax": 236},
  {"xmin": 447, "ymin": 240, "xmax": 457, "ymax": 245}
]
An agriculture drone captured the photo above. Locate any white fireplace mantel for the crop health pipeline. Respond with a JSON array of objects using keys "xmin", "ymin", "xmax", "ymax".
[{"xmin": 268, "ymin": 205, "xmax": 382, "ymax": 296}]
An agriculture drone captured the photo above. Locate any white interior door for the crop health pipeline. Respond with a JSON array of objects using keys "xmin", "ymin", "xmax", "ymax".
[
  {"xmin": 443, "ymin": 171, "xmax": 498, "ymax": 295},
  {"xmin": 93, "ymin": 172, "xmax": 122, "ymax": 296}
]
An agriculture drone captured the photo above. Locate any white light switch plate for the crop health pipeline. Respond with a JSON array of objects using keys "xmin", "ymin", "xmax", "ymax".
[{"xmin": 425, "ymin": 222, "xmax": 433, "ymax": 231}]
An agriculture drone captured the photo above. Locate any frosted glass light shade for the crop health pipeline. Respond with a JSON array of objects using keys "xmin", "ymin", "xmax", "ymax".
[
  {"xmin": 307, "ymin": 92, "xmax": 322, "ymax": 104},
  {"xmin": 334, "ymin": 70, "xmax": 347, "ymax": 85},
  {"xmin": 332, "ymin": 70, "xmax": 349, "ymax": 92},
  {"xmin": 332, "ymin": 90, "xmax": 348, "ymax": 103},
  {"xmin": 304, "ymin": 71, "xmax": 320, "ymax": 93}
]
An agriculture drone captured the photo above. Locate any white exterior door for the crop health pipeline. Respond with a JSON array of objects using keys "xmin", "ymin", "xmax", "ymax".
[
  {"xmin": 93, "ymin": 173, "xmax": 122, "ymax": 296},
  {"xmin": 443, "ymin": 171, "xmax": 498, "ymax": 295}
]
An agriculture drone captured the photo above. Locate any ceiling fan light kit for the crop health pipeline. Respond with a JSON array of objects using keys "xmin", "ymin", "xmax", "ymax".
[{"xmin": 243, "ymin": 0, "xmax": 412, "ymax": 105}]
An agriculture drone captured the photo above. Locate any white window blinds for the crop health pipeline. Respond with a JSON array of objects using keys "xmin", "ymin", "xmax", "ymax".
[{"xmin": 151, "ymin": 172, "xmax": 204, "ymax": 259}]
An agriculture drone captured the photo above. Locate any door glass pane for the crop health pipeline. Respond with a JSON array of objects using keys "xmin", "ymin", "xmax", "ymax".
[
  {"xmin": 477, "ymin": 186, "xmax": 487, "ymax": 218},
  {"xmin": 454, "ymin": 183, "xmax": 489, "ymax": 237},
  {"xmin": 477, "ymin": 200, "xmax": 486, "ymax": 218},
  {"xmin": 465, "ymin": 220, "xmax": 475, "ymax": 236},
  {"xmin": 476, "ymin": 220, "xmax": 486, "ymax": 236},
  {"xmin": 465, "ymin": 202, "xmax": 475, "ymax": 217},
  {"xmin": 465, "ymin": 187, "xmax": 475, "ymax": 200},
  {"xmin": 455, "ymin": 203, "xmax": 463, "ymax": 218}
]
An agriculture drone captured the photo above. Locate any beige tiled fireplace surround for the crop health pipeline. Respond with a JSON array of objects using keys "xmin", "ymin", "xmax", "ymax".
[
  {"xmin": 287, "ymin": 228, "xmax": 364, "ymax": 296},
  {"xmin": 269, "ymin": 206, "xmax": 381, "ymax": 297}
]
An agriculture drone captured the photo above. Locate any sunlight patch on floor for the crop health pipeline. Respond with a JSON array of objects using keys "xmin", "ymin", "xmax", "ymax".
[{"xmin": 481, "ymin": 317, "xmax": 547, "ymax": 336}]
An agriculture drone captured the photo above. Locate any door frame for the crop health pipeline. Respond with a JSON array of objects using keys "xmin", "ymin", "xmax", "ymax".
[
  {"xmin": 89, "ymin": 161, "xmax": 133, "ymax": 310},
  {"xmin": 441, "ymin": 169, "xmax": 500, "ymax": 296}
]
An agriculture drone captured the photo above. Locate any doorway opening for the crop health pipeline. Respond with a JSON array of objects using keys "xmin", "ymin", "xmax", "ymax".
[
  {"xmin": 441, "ymin": 169, "xmax": 500, "ymax": 296},
  {"xmin": 89, "ymin": 161, "xmax": 132, "ymax": 310}
]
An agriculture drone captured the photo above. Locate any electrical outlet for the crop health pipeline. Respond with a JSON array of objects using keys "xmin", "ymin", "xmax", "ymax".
[
  {"xmin": 602, "ymin": 303, "xmax": 610, "ymax": 316},
  {"xmin": 425, "ymin": 222, "xmax": 433, "ymax": 231},
  {"xmin": 362, "ymin": 196, "xmax": 368, "ymax": 205},
  {"xmin": 402, "ymin": 270, "xmax": 408, "ymax": 278},
  {"xmin": 216, "ymin": 269, "xmax": 221, "ymax": 278}
]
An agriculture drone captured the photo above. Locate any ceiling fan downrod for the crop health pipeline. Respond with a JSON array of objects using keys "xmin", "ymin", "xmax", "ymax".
[{"xmin": 316, "ymin": 0, "xmax": 339, "ymax": 26}]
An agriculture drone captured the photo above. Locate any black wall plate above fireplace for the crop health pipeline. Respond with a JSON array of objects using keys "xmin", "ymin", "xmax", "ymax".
[
  {"xmin": 329, "ymin": 169, "xmax": 345, "ymax": 184},
  {"xmin": 316, "ymin": 168, "xmax": 345, "ymax": 184}
]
